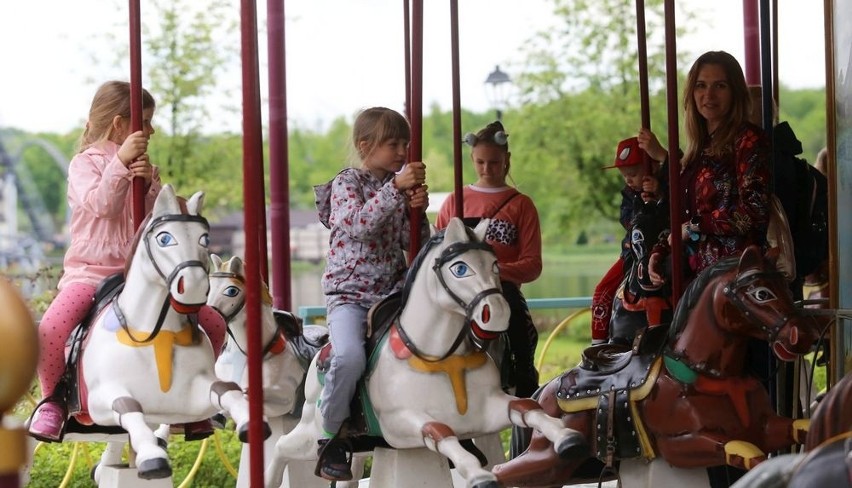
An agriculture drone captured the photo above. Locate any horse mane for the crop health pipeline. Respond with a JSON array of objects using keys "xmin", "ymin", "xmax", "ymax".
[
  {"xmin": 123, "ymin": 212, "xmax": 154, "ymax": 277},
  {"xmin": 667, "ymin": 255, "xmax": 739, "ymax": 340},
  {"xmin": 400, "ymin": 231, "xmax": 445, "ymax": 308},
  {"xmin": 122, "ymin": 195, "xmax": 191, "ymax": 277}
]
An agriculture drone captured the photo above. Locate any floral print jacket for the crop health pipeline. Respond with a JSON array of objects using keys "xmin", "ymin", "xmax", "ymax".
[
  {"xmin": 315, "ymin": 167, "xmax": 429, "ymax": 311},
  {"xmin": 655, "ymin": 122, "xmax": 771, "ymax": 276}
]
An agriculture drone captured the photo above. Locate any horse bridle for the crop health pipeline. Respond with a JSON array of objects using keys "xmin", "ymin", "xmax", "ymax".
[
  {"xmin": 209, "ymin": 271, "xmax": 246, "ymax": 323},
  {"xmin": 397, "ymin": 240, "xmax": 502, "ymax": 362},
  {"xmin": 116, "ymin": 213, "xmax": 210, "ymax": 344},
  {"xmin": 722, "ymin": 268, "xmax": 792, "ymax": 343},
  {"xmin": 209, "ymin": 270, "xmax": 286, "ymax": 358}
]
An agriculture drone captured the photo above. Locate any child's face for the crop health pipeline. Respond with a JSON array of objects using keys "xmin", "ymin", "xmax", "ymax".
[
  {"xmin": 361, "ymin": 137, "xmax": 409, "ymax": 178},
  {"xmin": 472, "ymin": 144, "xmax": 508, "ymax": 188},
  {"xmin": 618, "ymin": 165, "xmax": 647, "ymax": 191}
]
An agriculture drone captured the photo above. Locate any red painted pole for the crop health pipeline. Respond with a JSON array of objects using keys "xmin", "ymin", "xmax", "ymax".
[
  {"xmin": 267, "ymin": 0, "xmax": 292, "ymax": 310},
  {"xmin": 239, "ymin": 0, "xmax": 266, "ymax": 485},
  {"xmin": 635, "ymin": 0, "xmax": 653, "ymax": 175},
  {"xmin": 450, "ymin": 0, "xmax": 464, "ymax": 220},
  {"xmin": 128, "ymin": 0, "xmax": 145, "ymax": 229},
  {"xmin": 743, "ymin": 0, "xmax": 761, "ymax": 84},
  {"xmin": 663, "ymin": 0, "xmax": 683, "ymax": 305},
  {"xmin": 403, "ymin": 0, "xmax": 411, "ymax": 120},
  {"xmin": 407, "ymin": 0, "xmax": 423, "ymax": 258}
]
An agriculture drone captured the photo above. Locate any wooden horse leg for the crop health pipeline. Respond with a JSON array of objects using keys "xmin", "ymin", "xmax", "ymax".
[
  {"xmin": 763, "ymin": 415, "xmax": 809, "ymax": 452},
  {"xmin": 111, "ymin": 397, "xmax": 171, "ymax": 480},
  {"xmin": 507, "ymin": 398, "xmax": 587, "ymax": 458},
  {"xmin": 209, "ymin": 381, "xmax": 270, "ymax": 442},
  {"xmin": 421, "ymin": 422, "xmax": 499, "ymax": 488},
  {"xmin": 655, "ymin": 433, "xmax": 766, "ymax": 470}
]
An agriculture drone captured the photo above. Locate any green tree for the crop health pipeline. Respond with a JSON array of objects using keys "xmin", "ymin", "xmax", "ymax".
[
  {"xmin": 506, "ymin": 0, "xmax": 694, "ymax": 244},
  {"xmin": 142, "ymin": 0, "xmax": 239, "ymax": 191}
]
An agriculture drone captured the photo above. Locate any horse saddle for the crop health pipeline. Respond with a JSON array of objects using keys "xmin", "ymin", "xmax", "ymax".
[
  {"xmin": 63, "ymin": 273, "xmax": 127, "ymax": 433},
  {"xmin": 556, "ymin": 325, "xmax": 668, "ymax": 462}
]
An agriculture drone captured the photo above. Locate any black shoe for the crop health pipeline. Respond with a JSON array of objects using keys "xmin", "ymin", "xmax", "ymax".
[{"xmin": 315, "ymin": 438, "xmax": 353, "ymax": 481}]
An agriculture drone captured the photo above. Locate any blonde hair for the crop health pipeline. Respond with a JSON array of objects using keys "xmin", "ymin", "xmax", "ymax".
[
  {"xmin": 350, "ymin": 107, "xmax": 410, "ymax": 165},
  {"xmin": 79, "ymin": 80, "xmax": 155, "ymax": 153},
  {"xmin": 682, "ymin": 51, "xmax": 751, "ymax": 165}
]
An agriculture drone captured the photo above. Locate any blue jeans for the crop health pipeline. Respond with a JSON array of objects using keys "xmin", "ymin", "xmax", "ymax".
[{"xmin": 319, "ymin": 303, "xmax": 368, "ymax": 434}]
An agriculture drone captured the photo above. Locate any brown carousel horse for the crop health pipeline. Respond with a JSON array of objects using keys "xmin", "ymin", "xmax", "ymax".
[{"xmin": 493, "ymin": 245, "xmax": 825, "ymax": 487}]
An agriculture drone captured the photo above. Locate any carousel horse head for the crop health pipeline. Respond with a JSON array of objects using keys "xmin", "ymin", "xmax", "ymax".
[
  {"xmin": 668, "ymin": 245, "xmax": 822, "ymax": 363},
  {"xmin": 399, "ymin": 216, "xmax": 512, "ymax": 356},
  {"xmin": 126, "ymin": 184, "xmax": 211, "ymax": 313}
]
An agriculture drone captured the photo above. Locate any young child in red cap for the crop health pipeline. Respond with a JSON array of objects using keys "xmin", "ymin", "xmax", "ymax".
[{"xmin": 590, "ymin": 137, "xmax": 662, "ymax": 344}]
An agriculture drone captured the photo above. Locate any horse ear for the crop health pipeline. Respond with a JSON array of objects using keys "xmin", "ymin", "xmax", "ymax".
[
  {"xmin": 229, "ymin": 256, "xmax": 244, "ymax": 276},
  {"xmin": 738, "ymin": 245, "xmax": 763, "ymax": 272},
  {"xmin": 186, "ymin": 191, "xmax": 205, "ymax": 216},
  {"xmin": 444, "ymin": 217, "xmax": 467, "ymax": 242},
  {"xmin": 472, "ymin": 218, "xmax": 490, "ymax": 242},
  {"xmin": 152, "ymin": 184, "xmax": 179, "ymax": 217},
  {"xmin": 210, "ymin": 253, "xmax": 223, "ymax": 270},
  {"xmin": 765, "ymin": 247, "xmax": 781, "ymax": 268}
]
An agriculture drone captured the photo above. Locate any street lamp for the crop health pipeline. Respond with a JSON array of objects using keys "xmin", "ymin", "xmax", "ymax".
[{"xmin": 484, "ymin": 65, "xmax": 511, "ymax": 121}]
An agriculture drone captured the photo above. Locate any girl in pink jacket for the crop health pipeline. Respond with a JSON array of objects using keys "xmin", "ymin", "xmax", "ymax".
[{"xmin": 28, "ymin": 81, "xmax": 225, "ymax": 442}]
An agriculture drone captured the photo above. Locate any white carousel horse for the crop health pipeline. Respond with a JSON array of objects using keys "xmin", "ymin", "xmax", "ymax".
[
  {"xmin": 208, "ymin": 254, "xmax": 352, "ymax": 487},
  {"xmin": 265, "ymin": 217, "xmax": 585, "ymax": 488},
  {"xmin": 65, "ymin": 185, "xmax": 269, "ymax": 482}
]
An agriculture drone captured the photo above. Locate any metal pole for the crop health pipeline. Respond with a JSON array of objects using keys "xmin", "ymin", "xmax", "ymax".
[
  {"xmin": 635, "ymin": 0, "xmax": 652, "ymax": 174},
  {"xmin": 663, "ymin": 0, "xmax": 683, "ymax": 304},
  {"xmin": 239, "ymin": 0, "xmax": 266, "ymax": 484},
  {"xmin": 407, "ymin": 0, "xmax": 424, "ymax": 258},
  {"xmin": 128, "ymin": 0, "xmax": 145, "ymax": 229},
  {"xmin": 450, "ymin": 0, "xmax": 464, "ymax": 220},
  {"xmin": 267, "ymin": 0, "xmax": 292, "ymax": 310},
  {"xmin": 743, "ymin": 0, "xmax": 761, "ymax": 84}
]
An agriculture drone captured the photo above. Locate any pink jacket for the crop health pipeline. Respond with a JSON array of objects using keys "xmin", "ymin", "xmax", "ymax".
[{"xmin": 58, "ymin": 141, "xmax": 161, "ymax": 290}]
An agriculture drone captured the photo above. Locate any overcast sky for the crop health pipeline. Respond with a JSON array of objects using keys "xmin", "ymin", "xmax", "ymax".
[{"xmin": 0, "ymin": 1, "xmax": 826, "ymax": 135}]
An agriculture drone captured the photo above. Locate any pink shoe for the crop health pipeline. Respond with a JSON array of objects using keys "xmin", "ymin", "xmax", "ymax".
[{"xmin": 28, "ymin": 402, "xmax": 66, "ymax": 442}]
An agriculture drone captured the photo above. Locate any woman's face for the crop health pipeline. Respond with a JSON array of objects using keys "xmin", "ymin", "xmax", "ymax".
[
  {"xmin": 692, "ymin": 63, "xmax": 732, "ymax": 134},
  {"xmin": 472, "ymin": 144, "xmax": 508, "ymax": 188}
]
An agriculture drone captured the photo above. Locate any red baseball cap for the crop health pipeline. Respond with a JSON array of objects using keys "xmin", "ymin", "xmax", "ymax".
[{"xmin": 602, "ymin": 137, "xmax": 645, "ymax": 169}]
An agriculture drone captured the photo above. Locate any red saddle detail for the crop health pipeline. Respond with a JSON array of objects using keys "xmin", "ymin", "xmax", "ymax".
[
  {"xmin": 389, "ymin": 324, "xmax": 412, "ymax": 360},
  {"xmin": 693, "ymin": 374, "xmax": 758, "ymax": 427},
  {"xmin": 268, "ymin": 332, "xmax": 287, "ymax": 355}
]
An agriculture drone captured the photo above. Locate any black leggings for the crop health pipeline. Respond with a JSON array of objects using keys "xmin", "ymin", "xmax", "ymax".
[{"xmin": 502, "ymin": 282, "xmax": 540, "ymax": 398}]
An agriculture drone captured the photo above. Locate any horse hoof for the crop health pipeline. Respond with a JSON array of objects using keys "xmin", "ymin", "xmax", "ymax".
[
  {"xmin": 555, "ymin": 431, "xmax": 588, "ymax": 460},
  {"xmin": 137, "ymin": 458, "xmax": 172, "ymax": 480},
  {"xmin": 238, "ymin": 422, "xmax": 272, "ymax": 442}
]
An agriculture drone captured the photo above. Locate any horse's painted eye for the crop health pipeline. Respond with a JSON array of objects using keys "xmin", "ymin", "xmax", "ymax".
[
  {"xmin": 747, "ymin": 286, "xmax": 776, "ymax": 303},
  {"xmin": 224, "ymin": 286, "xmax": 240, "ymax": 298},
  {"xmin": 449, "ymin": 261, "xmax": 474, "ymax": 278},
  {"xmin": 156, "ymin": 232, "xmax": 176, "ymax": 247},
  {"xmin": 199, "ymin": 234, "xmax": 210, "ymax": 248}
]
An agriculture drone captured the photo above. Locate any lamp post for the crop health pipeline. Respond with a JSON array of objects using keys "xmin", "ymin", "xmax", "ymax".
[{"xmin": 484, "ymin": 65, "xmax": 511, "ymax": 121}]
